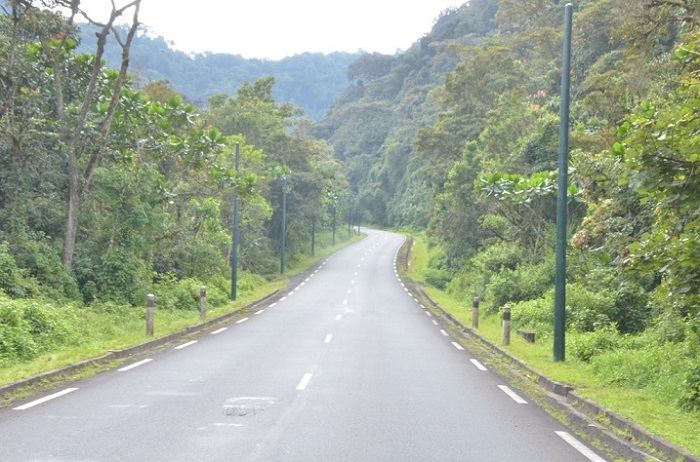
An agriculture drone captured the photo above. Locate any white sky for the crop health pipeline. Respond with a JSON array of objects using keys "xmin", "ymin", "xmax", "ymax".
[{"xmin": 78, "ymin": 0, "xmax": 467, "ymax": 60}]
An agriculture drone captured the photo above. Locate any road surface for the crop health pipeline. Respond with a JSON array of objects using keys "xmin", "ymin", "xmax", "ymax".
[{"xmin": 0, "ymin": 229, "xmax": 607, "ymax": 461}]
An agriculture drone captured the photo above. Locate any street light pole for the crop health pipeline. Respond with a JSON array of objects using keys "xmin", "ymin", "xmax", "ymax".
[
  {"xmin": 230, "ymin": 142, "xmax": 240, "ymax": 300},
  {"xmin": 554, "ymin": 3, "xmax": 573, "ymax": 362},
  {"xmin": 332, "ymin": 203, "xmax": 336, "ymax": 247},
  {"xmin": 280, "ymin": 174, "xmax": 287, "ymax": 274}
]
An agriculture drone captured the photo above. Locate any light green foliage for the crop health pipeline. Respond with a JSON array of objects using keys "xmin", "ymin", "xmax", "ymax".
[
  {"xmin": 0, "ymin": 295, "xmax": 81, "ymax": 365},
  {"xmin": 616, "ymin": 30, "xmax": 700, "ymax": 319}
]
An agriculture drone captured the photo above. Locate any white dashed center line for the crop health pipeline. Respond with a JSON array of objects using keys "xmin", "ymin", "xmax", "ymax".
[
  {"xmin": 296, "ymin": 373, "xmax": 313, "ymax": 391},
  {"xmin": 324, "ymin": 335, "xmax": 333, "ymax": 344}
]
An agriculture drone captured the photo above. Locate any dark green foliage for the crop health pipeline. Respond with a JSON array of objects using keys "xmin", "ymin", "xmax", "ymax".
[{"xmin": 0, "ymin": 242, "xmax": 29, "ymax": 298}]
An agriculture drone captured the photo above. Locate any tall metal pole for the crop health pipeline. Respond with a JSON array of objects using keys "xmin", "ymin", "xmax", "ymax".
[
  {"xmin": 554, "ymin": 3, "xmax": 573, "ymax": 362},
  {"xmin": 311, "ymin": 216, "xmax": 316, "ymax": 256},
  {"xmin": 332, "ymin": 204, "xmax": 336, "ymax": 246},
  {"xmin": 280, "ymin": 175, "xmax": 287, "ymax": 274},
  {"xmin": 230, "ymin": 142, "xmax": 240, "ymax": 300}
]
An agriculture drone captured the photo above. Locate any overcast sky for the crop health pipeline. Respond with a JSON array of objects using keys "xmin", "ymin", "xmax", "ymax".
[{"xmin": 78, "ymin": 0, "xmax": 467, "ymax": 60}]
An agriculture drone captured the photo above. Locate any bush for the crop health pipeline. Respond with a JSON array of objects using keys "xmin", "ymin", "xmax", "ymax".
[
  {"xmin": 511, "ymin": 295, "xmax": 554, "ymax": 337},
  {"xmin": 680, "ymin": 364, "xmax": 700, "ymax": 412},
  {"xmin": 484, "ymin": 259, "xmax": 555, "ymax": 312},
  {"xmin": 423, "ymin": 267, "xmax": 452, "ymax": 289},
  {"xmin": 567, "ymin": 283, "xmax": 616, "ymax": 332},
  {"xmin": 569, "ymin": 326, "xmax": 622, "ymax": 362},
  {"xmin": 0, "ymin": 295, "xmax": 81, "ymax": 365},
  {"xmin": 94, "ymin": 249, "xmax": 150, "ymax": 305},
  {"xmin": 0, "ymin": 242, "xmax": 30, "ymax": 297},
  {"xmin": 447, "ymin": 243, "xmax": 529, "ymax": 307},
  {"xmin": 10, "ymin": 238, "xmax": 80, "ymax": 301}
]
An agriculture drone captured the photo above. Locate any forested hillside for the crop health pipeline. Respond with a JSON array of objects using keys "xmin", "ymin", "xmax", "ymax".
[
  {"xmin": 78, "ymin": 24, "xmax": 360, "ymax": 120},
  {"xmin": 315, "ymin": 0, "xmax": 700, "ymax": 436}
]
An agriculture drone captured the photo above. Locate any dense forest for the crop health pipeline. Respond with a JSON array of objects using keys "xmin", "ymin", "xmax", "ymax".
[
  {"xmin": 2, "ymin": 0, "xmax": 700, "ymax": 455},
  {"xmin": 78, "ymin": 24, "xmax": 360, "ymax": 120}
]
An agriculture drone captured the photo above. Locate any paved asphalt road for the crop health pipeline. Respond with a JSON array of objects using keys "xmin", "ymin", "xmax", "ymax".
[{"xmin": 0, "ymin": 229, "xmax": 608, "ymax": 461}]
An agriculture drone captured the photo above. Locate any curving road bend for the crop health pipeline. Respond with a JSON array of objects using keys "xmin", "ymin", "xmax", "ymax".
[{"xmin": 0, "ymin": 229, "xmax": 607, "ymax": 462}]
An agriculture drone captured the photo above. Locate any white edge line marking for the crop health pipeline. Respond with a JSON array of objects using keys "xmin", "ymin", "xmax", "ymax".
[
  {"xmin": 451, "ymin": 342, "xmax": 464, "ymax": 350},
  {"xmin": 498, "ymin": 385, "xmax": 527, "ymax": 404},
  {"xmin": 211, "ymin": 327, "xmax": 227, "ymax": 335},
  {"xmin": 296, "ymin": 373, "xmax": 313, "ymax": 391},
  {"xmin": 440, "ymin": 329, "xmax": 449, "ymax": 336},
  {"xmin": 432, "ymin": 320, "xmax": 439, "ymax": 326},
  {"xmin": 470, "ymin": 359, "xmax": 487, "ymax": 371},
  {"xmin": 336, "ymin": 315, "xmax": 342, "ymax": 320},
  {"xmin": 119, "ymin": 358, "xmax": 153, "ymax": 372},
  {"xmin": 324, "ymin": 335, "xmax": 333, "ymax": 344},
  {"xmin": 175, "ymin": 340, "xmax": 198, "ymax": 350},
  {"xmin": 236, "ymin": 317, "xmax": 249, "ymax": 324},
  {"xmin": 269, "ymin": 303, "xmax": 277, "ymax": 308},
  {"xmin": 555, "ymin": 431, "xmax": 607, "ymax": 462},
  {"xmin": 254, "ymin": 309, "xmax": 265, "ymax": 315},
  {"xmin": 14, "ymin": 388, "xmax": 79, "ymax": 410},
  {"xmin": 280, "ymin": 297, "xmax": 287, "ymax": 301}
]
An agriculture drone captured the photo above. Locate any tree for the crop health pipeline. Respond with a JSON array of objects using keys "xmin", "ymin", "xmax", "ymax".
[
  {"xmin": 11, "ymin": 0, "xmax": 143, "ymax": 270},
  {"xmin": 617, "ymin": 30, "xmax": 700, "ymax": 318}
]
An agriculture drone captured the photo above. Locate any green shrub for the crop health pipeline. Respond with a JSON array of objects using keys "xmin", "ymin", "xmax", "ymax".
[
  {"xmin": 0, "ymin": 242, "xmax": 27, "ymax": 297},
  {"xmin": 10, "ymin": 238, "xmax": 80, "ymax": 301},
  {"xmin": 94, "ymin": 249, "xmax": 150, "ymax": 305},
  {"xmin": 511, "ymin": 295, "xmax": 554, "ymax": 336},
  {"xmin": 680, "ymin": 364, "xmax": 700, "ymax": 412},
  {"xmin": 0, "ymin": 295, "xmax": 82, "ymax": 365},
  {"xmin": 423, "ymin": 267, "xmax": 452, "ymax": 289},
  {"xmin": 569, "ymin": 326, "xmax": 622, "ymax": 362},
  {"xmin": 567, "ymin": 283, "xmax": 616, "ymax": 332},
  {"xmin": 484, "ymin": 259, "xmax": 555, "ymax": 312}
]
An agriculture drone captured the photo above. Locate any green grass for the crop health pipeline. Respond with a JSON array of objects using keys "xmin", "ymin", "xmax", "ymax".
[{"xmin": 406, "ymin": 233, "xmax": 700, "ymax": 457}]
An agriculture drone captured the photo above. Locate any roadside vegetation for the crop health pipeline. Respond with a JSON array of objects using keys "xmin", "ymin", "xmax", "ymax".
[{"xmin": 408, "ymin": 233, "xmax": 700, "ymax": 456}]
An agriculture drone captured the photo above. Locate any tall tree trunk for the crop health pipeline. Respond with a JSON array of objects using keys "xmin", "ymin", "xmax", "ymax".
[
  {"xmin": 62, "ymin": 151, "xmax": 80, "ymax": 269},
  {"xmin": 55, "ymin": 0, "xmax": 141, "ymax": 269}
]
